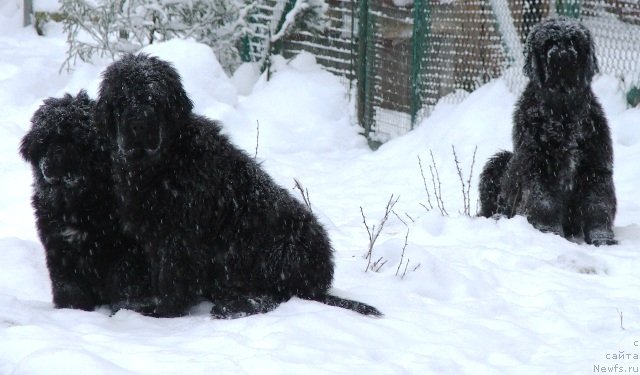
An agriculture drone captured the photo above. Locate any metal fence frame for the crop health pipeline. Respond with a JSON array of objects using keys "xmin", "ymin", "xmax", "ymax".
[{"xmin": 258, "ymin": 0, "xmax": 640, "ymax": 145}]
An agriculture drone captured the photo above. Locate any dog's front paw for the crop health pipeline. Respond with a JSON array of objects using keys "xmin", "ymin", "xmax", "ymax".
[
  {"xmin": 210, "ymin": 295, "xmax": 280, "ymax": 319},
  {"xmin": 585, "ymin": 229, "xmax": 617, "ymax": 247}
]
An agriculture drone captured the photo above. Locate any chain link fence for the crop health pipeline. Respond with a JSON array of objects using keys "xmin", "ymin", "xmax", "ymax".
[
  {"xmin": 30, "ymin": 0, "xmax": 637, "ymax": 145},
  {"xmin": 247, "ymin": 0, "xmax": 640, "ymax": 146}
]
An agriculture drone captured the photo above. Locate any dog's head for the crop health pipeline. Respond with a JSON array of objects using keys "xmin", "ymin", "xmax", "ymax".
[
  {"xmin": 95, "ymin": 54, "xmax": 193, "ymax": 163},
  {"xmin": 20, "ymin": 91, "xmax": 99, "ymax": 189},
  {"xmin": 523, "ymin": 17, "xmax": 598, "ymax": 89}
]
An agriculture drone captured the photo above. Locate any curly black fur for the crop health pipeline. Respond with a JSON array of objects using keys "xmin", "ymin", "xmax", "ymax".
[
  {"xmin": 95, "ymin": 54, "xmax": 381, "ymax": 318},
  {"xmin": 478, "ymin": 151, "xmax": 512, "ymax": 218},
  {"xmin": 19, "ymin": 91, "xmax": 152, "ymax": 311},
  {"xmin": 478, "ymin": 17, "xmax": 617, "ymax": 246}
]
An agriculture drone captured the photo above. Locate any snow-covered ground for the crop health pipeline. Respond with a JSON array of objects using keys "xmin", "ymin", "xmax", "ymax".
[{"xmin": 1, "ymin": 2, "xmax": 640, "ymax": 374}]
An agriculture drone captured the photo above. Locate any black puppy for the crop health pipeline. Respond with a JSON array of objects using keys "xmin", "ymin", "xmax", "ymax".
[
  {"xmin": 95, "ymin": 54, "xmax": 381, "ymax": 318},
  {"xmin": 478, "ymin": 17, "xmax": 617, "ymax": 246},
  {"xmin": 20, "ymin": 91, "xmax": 151, "ymax": 311}
]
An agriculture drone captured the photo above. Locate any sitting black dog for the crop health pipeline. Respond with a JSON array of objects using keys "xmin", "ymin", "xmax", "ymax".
[
  {"xmin": 20, "ymin": 91, "xmax": 151, "ymax": 311},
  {"xmin": 478, "ymin": 17, "xmax": 617, "ymax": 246},
  {"xmin": 95, "ymin": 54, "xmax": 381, "ymax": 318}
]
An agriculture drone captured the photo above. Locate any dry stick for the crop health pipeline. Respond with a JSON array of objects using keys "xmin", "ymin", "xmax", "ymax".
[
  {"xmin": 360, "ymin": 206, "xmax": 374, "ymax": 272},
  {"xmin": 618, "ymin": 309, "xmax": 625, "ymax": 330},
  {"xmin": 372, "ymin": 257, "xmax": 387, "ymax": 272},
  {"xmin": 362, "ymin": 194, "xmax": 400, "ymax": 272},
  {"xmin": 395, "ymin": 228, "xmax": 410, "ymax": 276},
  {"xmin": 452, "ymin": 145, "xmax": 469, "ymax": 215},
  {"xmin": 401, "ymin": 259, "xmax": 410, "ymax": 279},
  {"xmin": 392, "ymin": 210, "xmax": 408, "ymax": 226},
  {"xmin": 417, "ymin": 155, "xmax": 433, "ymax": 210},
  {"xmin": 398, "ymin": 211, "xmax": 416, "ymax": 224},
  {"xmin": 429, "ymin": 150, "xmax": 448, "ymax": 216},
  {"xmin": 452, "ymin": 145, "xmax": 478, "ymax": 216},
  {"xmin": 293, "ymin": 178, "xmax": 313, "ymax": 213},
  {"xmin": 404, "ymin": 212, "xmax": 415, "ymax": 223},
  {"xmin": 467, "ymin": 145, "xmax": 478, "ymax": 215},
  {"xmin": 254, "ymin": 120, "xmax": 260, "ymax": 159}
]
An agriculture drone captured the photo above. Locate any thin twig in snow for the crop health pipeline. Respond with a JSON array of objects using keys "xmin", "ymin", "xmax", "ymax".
[
  {"xmin": 293, "ymin": 179, "xmax": 313, "ymax": 213},
  {"xmin": 395, "ymin": 228, "xmax": 410, "ymax": 276},
  {"xmin": 362, "ymin": 194, "xmax": 400, "ymax": 272},
  {"xmin": 429, "ymin": 150, "xmax": 448, "ymax": 216},
  {"xmin": 392, "ymin": 210, "xmax": 407, "ymax": 226},
  {"xmin": 417, "ymin": 155, "xmax": 433, "ymax": 210},
  {"xmin": 254, "ymin": 120, "xmax": 260, "ymax": 159},
  {"xmin": 401, "ymin": 259, "xmax": 410, "ymax": 279},
  {"xmin": 617, "ymin": 309, "xmax": 625, "ymax": 330},
  {"xmin": 452, "ymin": 145, "xmax": 478, "ymax": 216}
]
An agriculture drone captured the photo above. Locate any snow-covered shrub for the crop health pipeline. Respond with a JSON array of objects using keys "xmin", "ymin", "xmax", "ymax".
[
  {"xmin": 60, "ymin": 0, "xmax": 255, "ymax": 73},
  {"xmin": 60, "ymin": 0, "xmax": 329, "ymax": 75},
  {"xmin": 271, "ymin": 0, "xmax": 328, "ymax": 44}
]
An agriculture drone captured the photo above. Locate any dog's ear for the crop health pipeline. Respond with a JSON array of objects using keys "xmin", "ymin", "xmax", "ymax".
[
  {"xmin": 581, "ymin": 26, "xmax": 599, "ymax": 84},
  {"xmin": 523, "ymin": 35, "xmax": 545, "ymax": 85},
  {"xmin": 154, "ymin": 58, "xmax": 193, "ymax": 125},
  {"xmin": 169, "ymin": 84, "xmax": 193, "ymax": 125},
  {"xmin": 95, "ymin": 77, "xmax": 118, "ymax": 142},
  {"xmin": 20, "ymin": 96, "xmax": 68, "ymax": 163},
  {"xmin": 19, "ymin": 127, "xmax": 42, "ymax": 163}
]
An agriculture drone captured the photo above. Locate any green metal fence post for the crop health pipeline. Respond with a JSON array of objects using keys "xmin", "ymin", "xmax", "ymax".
[
  {"xmin": 410, "ymin": 0, "xmax": 430, "ymax": 129},
  {"xmin": 23, "ymin": 0, "xmax": 33, "ymax": 26},
  {"xmin": 556, "ymin": 0, "xmax": 581, "ymax": 18},
  {"xmin": 356, "ymin": 0, "xmax": 371, "ymax": 138}
]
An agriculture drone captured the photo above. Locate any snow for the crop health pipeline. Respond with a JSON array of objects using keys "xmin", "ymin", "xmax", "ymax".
[
  {"xmin": 141, "ymin": 39, "xmax": 239, "ymax": 112},
  {"xmin": 1, "ymin": 6, "xmax": 640, "ymax": 375},
  {"xmin": 33, "ymin": 0, "xmax": 60, "ymax": 13},
  {"xmin": 392, "ymin": 0, "xmax": 415, "ymax": 7}
]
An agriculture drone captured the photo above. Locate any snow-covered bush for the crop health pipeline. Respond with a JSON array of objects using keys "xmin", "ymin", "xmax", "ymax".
[
  {"xmin": 60, "ymin": 0, "xmax": 329, "ymax": 74},
  {"xmin": 60, "ymin": 0, "xmax": 255, "ymax": 73},
  {"xmin": 271, "ymin": 0, "xmax": 328, "ymax": 44}
]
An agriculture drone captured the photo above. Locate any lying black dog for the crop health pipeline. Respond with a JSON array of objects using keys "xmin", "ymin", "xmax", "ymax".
[
  {"xmin": 479, "ymin": 17, "xmax": 617, "ymax": 246},
  {"xmin": 20, "ymin": 91, "xmax": 151, "ymax": 311},
  {"xmin": 95, "ymin": 54, "xmax": 381, "ymax": 318}
]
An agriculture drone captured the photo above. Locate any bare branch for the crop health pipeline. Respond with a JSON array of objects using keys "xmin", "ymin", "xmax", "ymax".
[
  {"xmin": 395, "ymin": 228, "xmax": 410, "ymax": 276},
  {"xmin": 360, "ymin": 206, "xmax": 373, "ymax": 242},
  {"xmin": 294, "ymin": 179, "xmax": 313, "ymax": 213},
  {"xmin": 467, "ymin": 145, "xmax": 478, "ymax": 215},
  {"xmin": 404, "ymin": 212, "xmax": 415, "ymax": 223},
  {"xmin": 452, "ymin": 145, "xmax": 478, "ymax": 216},
  {"xmin": 401, "ymin": 259, "xmax": 410, "ymax": 279},
  {"xmin": 618, "ymin": 309, "xmax": 625, "ymax": 330},
  {"xmin": 452, "ymin": 145, "xmax": 468, "ymax": 215},
  {"xmin": 392, "ymin": 210, "xmax": 407, "ymax": 226},
  {"xmin": 372, "ymin": 257, "xmax": 387, "ymax": 272},
  {"xmin": 362, "ymin": 194, "xmax": 400, "ymax": 272},
  {"xmin": 254, "ymin": 120, "xmax": 260, "ymax": 159},
  {"xmin": 417, "ymin": 155, "xmax": 433, "ymax": 210},
  {"xmin": 429, "ymin": 150, "xmax": 448, "ymax": 216}
]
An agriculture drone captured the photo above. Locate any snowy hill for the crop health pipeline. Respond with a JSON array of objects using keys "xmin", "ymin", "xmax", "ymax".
[{"xmin": 1, "ymin": 3, "xmax": 639, "ymax": 374}]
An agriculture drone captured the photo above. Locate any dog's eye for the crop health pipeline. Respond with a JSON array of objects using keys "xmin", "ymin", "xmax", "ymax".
[
  {"xmin": 50, "ymin": 147, "xmax": 65, "ymax": 164},
  {"xmin": 543, "ymin": 40, "xmax": 556, "ymax": 52}
]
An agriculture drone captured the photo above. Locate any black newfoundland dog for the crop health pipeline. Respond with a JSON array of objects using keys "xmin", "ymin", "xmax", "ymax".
[
  {"xmin": 478, "ymin": 17, "xmax": 617, "ymax": 246},
  {"xmin": 95, "ymin": 54, "xmax": 381, "ymax": 318},
  {"xmin": 20, "ymin": 91, "xmax": 151, "ymax": 311}
]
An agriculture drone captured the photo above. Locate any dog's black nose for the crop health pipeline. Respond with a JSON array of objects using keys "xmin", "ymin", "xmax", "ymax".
[{"xmin": 130, "ymin": 120, "xmax": 146, "ymax": 137}]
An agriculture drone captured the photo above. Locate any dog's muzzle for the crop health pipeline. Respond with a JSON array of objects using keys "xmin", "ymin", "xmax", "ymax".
[{"xmin": 116, "ymin": 118, "xmax": 162, "ymax": 161}]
